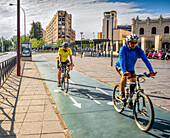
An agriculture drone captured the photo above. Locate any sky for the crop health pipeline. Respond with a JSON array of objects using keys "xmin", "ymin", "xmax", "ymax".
[{"xmin": 0, "ymin": 0, "xmax": 170, "ymax": 40}]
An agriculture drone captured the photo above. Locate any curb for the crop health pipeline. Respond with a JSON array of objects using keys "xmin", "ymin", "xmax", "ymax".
[{"xmin": 34, "ymin": 61, "xmax": 72, "ymax": 138}]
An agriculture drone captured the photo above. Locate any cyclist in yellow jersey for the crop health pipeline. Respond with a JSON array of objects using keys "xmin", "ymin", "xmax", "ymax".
[{"xmin": 56, "ymin": 42, "xmax": 73, "ymax": 87}]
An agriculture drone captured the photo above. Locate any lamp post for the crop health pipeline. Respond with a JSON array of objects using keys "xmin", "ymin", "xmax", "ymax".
[
  {"xmin": 93, "ymin": 32, "xmax": 95, "ymax": 57},
  {"xmin": 9, "ymin": 3, "xmax": 26, "ymax": 43},
  {"xmin": 1, "ymin": 36, "xmax": 4, "ymax": 53},
  {"xmin": 110, "ymin": 11, "xmax": 116, "ymax": 66},
  {"xmin": 80, "ymin": 32, "xmax": 83, "ymax": 58}
]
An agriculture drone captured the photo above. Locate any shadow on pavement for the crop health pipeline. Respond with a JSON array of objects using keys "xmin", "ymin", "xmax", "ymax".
[
  {"xmin": 147, "ymin": 94, "xmax": 170, "ymax": 100},
  {"xmin": 118, "ymin": 109, "xmax": 170, "ymax": 137},
  {"xmin": 68, "ymin": 88, "xmax": 112, "ymax": 101},
  {"xmin": 22, "ymin": 75, "xmax": 113, "ymax": 92},
  {"xmin": 0, "ymin": 68, "xmax": 22, "ymax": 137}
]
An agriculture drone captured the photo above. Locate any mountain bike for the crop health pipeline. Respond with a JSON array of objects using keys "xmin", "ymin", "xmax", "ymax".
[
  {"xmin": 60, "ymin": 64, "xmax": 70, "ymax": 93},
  {"xmin": 112, "ymin": 72, "xmax": 157, "ymax": 131}
]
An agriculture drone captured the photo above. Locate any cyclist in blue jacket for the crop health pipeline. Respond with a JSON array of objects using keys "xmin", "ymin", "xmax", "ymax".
[{"xmin": 115, "ymin": 34, "xmax": 156, "ymax": 108}]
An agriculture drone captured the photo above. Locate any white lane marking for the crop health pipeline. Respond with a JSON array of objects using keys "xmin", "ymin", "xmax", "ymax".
[
  {"xmin": 86, "ymin": 94, "xmax": 101, "ymax": 105},
  {"xmin": 69, "ymin": 79, "xmax": 75, "ymax": 84},
  {"xmin": 107, "ymin": 101, "xmax": 114, "ymax": 106},
  {"xmin": 96, "ymin": 87, "xmax": 110, "ymax": 96},
  {"xmin": 69, "ymin": 96, "xmax": 81, "ymax": 108},
  {"xmin": 69, "ymin": 89, "xmax": 78, "ymax": 92},
  {"xmin": 54, "ymin": 90, "xmax": 62, "ymax": 93},
  {"xmin": 52, "ymin": 67, "xmax": 55, "ymax": 70}
]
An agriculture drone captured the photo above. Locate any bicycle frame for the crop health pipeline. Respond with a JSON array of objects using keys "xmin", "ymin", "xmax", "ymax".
[{"xmin": 125, "ymin": 75, "xmax": 145, "ymax": 106}]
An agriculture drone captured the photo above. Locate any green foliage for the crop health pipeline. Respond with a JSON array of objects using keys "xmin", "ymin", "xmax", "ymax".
[
  {"xmin": 149, "ymin": 43, "xmax": 155, "ymax": 49},
  {"xmin": 29, "ymin": 37, "xmax": 46, "ymax": 48},
  {"xmin": 56, "ymin": 38, "xmax": 65, "ymax": 47},
  {"xmin": 0, "ymin": 38, "xmax": 12, "ymax": 51},
  {"xmin": 30, "ymin": 21, "xmax": 43, "ymax": 40}
]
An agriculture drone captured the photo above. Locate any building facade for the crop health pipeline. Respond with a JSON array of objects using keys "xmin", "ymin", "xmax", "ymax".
[
  {"xmin": 97, "ymin": 32, "xmax": 102, "ymax": 39},
  {"xmin": 101, "ymin": 11, "xmax": 131, "ymax": 55},
  {"xmin": 46, "ymin": 10, "xmax": 75, "ymax": 44},
  {"xmin": 42, "ymin": 30, "xmax": 46, "ymax": 40},
  {"xmin": 102, "ymin": 11, "xmax": 117, "ymax": 40},
  {"xmin": 132, "ymin": 15, "xmax": 170, "ymax": 51}
]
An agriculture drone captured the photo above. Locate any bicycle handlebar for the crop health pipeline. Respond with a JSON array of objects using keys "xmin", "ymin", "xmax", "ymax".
[{"xmin": 127, "ymin": 72, "xmax": 157, "ymax": 79}]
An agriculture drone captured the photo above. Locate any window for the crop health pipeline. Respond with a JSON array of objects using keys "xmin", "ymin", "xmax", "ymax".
[
  {"xmin": 62, "ymin": 23, "xmax": 65, "ymax": 25},
  {"xmin": 62, "ymin": 18, "xmax": 65, "ymax": 21},
  {"xmin": 152, "ymin": 27, "xmax": 156, "ymax": 34},
  {"xmin": 58, "ymin": 35, "xmax": 61, "ymax": 38},
  {"xmin": 140, "ymin": 28, "xmax": 144, "ymax": 35},
  {"xmin": 58, "ymin": 22, "xmax": 62, "ymax": 25},
  {"xmin": 59, "ymin": 27, "xmax": 61, "ymax": 29},
  {"xmin": 58, "ymin": 18, "xmax": 61, "ymax": 21},
  {"xmin": 164, "ymin": 26, "xmax": 169, "ymax": 34}
]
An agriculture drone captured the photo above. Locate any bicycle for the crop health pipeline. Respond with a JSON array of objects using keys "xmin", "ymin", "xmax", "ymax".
[
  {"xmin": 60, "ymin": 64, "xmax": 71, "ymax": 93},
  {"xmin": 112, "ymin": 72, "xmax": 157, "ymax": 131}
]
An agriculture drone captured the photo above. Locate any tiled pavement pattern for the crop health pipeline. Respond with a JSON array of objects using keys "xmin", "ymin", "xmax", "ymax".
[{"xmin": 0, "ymin": 61, "xmax": 67, "ymax": 138}]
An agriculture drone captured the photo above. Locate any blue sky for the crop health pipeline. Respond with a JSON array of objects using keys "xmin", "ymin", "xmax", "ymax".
[
  {"xmin": 108, "ymin": 0, "xmax": 170, "ymax": 13},
  {"xmin": 0, "ymin": 0, "xmax": 170, "ymax": 40}
]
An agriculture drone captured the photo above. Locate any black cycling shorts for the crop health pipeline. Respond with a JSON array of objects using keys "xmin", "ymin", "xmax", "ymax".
[
  {"xmin": 116, "ymin": 67, "xmax": 135, "ymax": 77},
  {"xmin": 57, "ymin": 60, "xmax": 69, "ymax": 69}
]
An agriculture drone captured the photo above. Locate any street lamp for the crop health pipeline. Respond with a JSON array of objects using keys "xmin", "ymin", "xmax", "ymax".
[
  {"xmin": 110, "ymin": 11, "xmax": 116, "ymax": 66},
  {"xmin": 9, "ymin": 3, "xmax": 26, "ymax": 43},
  {"xmin": 80, "ymin": 32, "xmax": 83, "ymax": 58},
  {"xmin": 1, "ymin": 36, "xmax": 4, "ymax": 53}
]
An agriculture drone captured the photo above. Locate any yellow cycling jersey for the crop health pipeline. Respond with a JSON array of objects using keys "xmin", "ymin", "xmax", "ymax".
[{"xmin": 56, "ymin": 47, "xmax": 72, "ymax": 62}]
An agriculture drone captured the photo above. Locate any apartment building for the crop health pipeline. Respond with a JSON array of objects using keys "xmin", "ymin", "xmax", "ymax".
[{"xmin": 46, "ymin": 10, "xmax": 75, "ymax": 44}]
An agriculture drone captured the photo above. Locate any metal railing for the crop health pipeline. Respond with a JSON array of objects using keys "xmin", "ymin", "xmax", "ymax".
[{"xmin": 0, "ymin": 56, "xmax": 16, "ymax": 88}]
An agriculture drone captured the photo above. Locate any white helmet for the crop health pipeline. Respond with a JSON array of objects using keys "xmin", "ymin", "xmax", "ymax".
[{"xmin": 126, "ymin": 34, "xmax": 138, "ymax": 42}]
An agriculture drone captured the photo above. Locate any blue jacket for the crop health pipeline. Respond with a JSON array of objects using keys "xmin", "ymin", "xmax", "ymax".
[{"xmin": 115, "ymin": 44, "xmax": 153, "ymax": 73}]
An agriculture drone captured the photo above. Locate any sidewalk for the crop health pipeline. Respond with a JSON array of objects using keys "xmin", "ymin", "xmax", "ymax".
[{"xmin": 0, "ymin": 61, "xmax": 68, "ymax": 137}]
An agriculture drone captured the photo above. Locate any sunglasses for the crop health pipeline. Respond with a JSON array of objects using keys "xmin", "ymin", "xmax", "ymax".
[{"xmin": 130, "ymin": 42, "xmax": 137, "ymax": 44}]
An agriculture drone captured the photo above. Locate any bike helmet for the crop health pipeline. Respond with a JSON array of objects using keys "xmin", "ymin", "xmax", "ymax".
[
  {"xmin": 62, "ymin": 42, "xmax": 69, "ymax": 47},
  {"xmin": 126, "ymin": 34, "xmax": 138, "ymax": 42}
]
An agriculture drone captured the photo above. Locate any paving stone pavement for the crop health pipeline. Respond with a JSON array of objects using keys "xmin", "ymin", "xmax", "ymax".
[
  {"xmin": 42, "ymin": 53, "xmax": 170, "ymax": 113},
  {"xmin": 0, "ymin": 61, "xmax": 68, "ymax": 138}
]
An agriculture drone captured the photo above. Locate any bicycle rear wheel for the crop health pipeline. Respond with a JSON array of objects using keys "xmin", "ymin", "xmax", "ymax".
[
  {"xmin": 133, "ymin": 92, "xmax": 154, "ymax": 131},
  {"xmin": 112, "ymin": 84, "xmax": 125, "ymax": 113},
  {"xmin": 61, "ymin": 75, "xmax": 65, "ymax": 91}
]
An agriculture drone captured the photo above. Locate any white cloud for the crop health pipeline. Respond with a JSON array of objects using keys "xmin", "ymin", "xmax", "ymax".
[{"xmin": 0, "ymin": 0, "xmax": 169, "ymax": 40}]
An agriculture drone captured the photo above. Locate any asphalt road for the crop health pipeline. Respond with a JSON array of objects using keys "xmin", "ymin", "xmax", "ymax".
[
  {"xmin": 0, "ymin": 52, "xmax": 16, "ymax": 62},
  {"xmin": 33, "ymin": 54, "xmax": 170, "ymax": 138}
]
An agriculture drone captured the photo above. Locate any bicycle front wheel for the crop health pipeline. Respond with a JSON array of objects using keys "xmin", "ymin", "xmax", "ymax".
[
  {"xmin": 112, "ymin": 84, "xmax": 125, "ymax": 113},
  {"xmin": 65, "ymin": 75, "xmax": 69, "ymax": 93},
  {"xmin": 133, "ymin": 92, "xmax": 154, "ymax": 131}
]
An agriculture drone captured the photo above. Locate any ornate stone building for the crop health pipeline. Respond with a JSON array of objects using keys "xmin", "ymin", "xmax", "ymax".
[{"xmin": 132, "ymin": 15, "xmax": 170, "ymax": 51}]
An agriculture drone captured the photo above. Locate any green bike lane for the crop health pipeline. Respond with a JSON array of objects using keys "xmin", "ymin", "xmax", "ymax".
[{"xmin": 33, "ymin": 55, "xmax": 170, "ymax": 138}]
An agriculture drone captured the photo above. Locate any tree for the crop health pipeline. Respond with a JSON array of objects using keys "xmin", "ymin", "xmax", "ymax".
[
  {"xmin": 30, "ymin": 21, "xmax": 43, "ymax": 40},
  {"xmin": 30, "ymin": 38, "xmax": 38, "ymax": 48},
  {"xmin": 38, "ymin": 37, "xmax": 46, "ymax": 48},
  {"xmin": 56, "ymin": 38, "xmax": 65, "ymax": 47}
]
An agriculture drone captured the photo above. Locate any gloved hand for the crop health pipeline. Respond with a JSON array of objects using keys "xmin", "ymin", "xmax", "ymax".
[{"xmin": 149, "ymin": 72, "xmax": 157, "ymax": 76}]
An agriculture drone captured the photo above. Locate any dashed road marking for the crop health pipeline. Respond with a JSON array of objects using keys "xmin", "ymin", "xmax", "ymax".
[
  {"xmin": 69, "ymin": 79, "xmax": 75, "ymax": 84},
  {"xmin": 86, "ymin": 94, "xmax": 101, "ymax": 105},
  {"xmin": 96, "ymin": 87, "xmax": 110, "ymax": 96}
]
